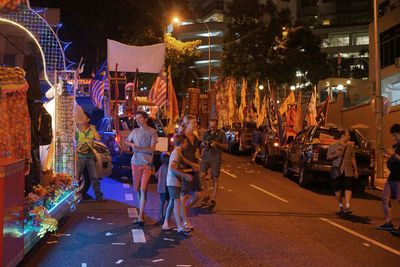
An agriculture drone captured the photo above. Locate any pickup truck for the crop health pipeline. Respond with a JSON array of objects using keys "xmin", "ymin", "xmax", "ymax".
[
  {"xmin": 260, "ymin": 129, "xmax": 292, "ymax": 169},
  {"xmin": 282, "ymin": 125, "xmax": 375, "ymax": 192},
  {"xmin": 97, "ymin": 116, "xmax": 171, "ymax": 178}
]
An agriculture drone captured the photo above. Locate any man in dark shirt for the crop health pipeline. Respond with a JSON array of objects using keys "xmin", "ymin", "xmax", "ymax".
[{"xmin": 376, "ymin": 124, "xmax": 400, "ymax": 232}]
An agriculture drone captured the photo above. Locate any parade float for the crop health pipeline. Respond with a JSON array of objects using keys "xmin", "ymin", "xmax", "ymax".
[{"xmin": 0, "ymin": 1, "xmax": 78, "ymax": 265}]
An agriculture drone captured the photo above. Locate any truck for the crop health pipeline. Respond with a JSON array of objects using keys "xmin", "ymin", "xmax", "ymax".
[{"xmin": 282, "ymin": 125, "xmax": 375, "ymax": 192}]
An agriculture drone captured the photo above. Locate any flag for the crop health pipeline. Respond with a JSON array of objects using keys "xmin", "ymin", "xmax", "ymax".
[
  {"xmin": 257, "ymin": 94, "xmax": 266, "ymax": 128},
  {"xmin": 148, "ymin": 68, "xmax": 167, "ymax": 106},
  {"xmin": 304, "ymin": 86, "xmax": 317, "ymax": 127},
  {"xmin": 181, "ymin": 96, "xmax": 186, "ymax": 119},
  {"xmin": 132, "ymin": 69, "xmax": 139, "ymax": 113},
  {"xmin": 238, "ymin": 77, "xmax": 247, "ymax": 123},
  {"xmin": 337, "ymin": 51, "xmax": 341, "ymax": 65},
  {"xmin": 254, "ymin": 78, "xmax": 260, "ymax": 115},
  {"xmin": 271, "ymin": 88, "xmax": 287, "ymax": 146},
  {"xmin": 89, "ymin": 61, "xmax": 108, "ymax": 109},
  {"xmin": 227, "ymin": 77, "xmax": 236, "ymax": 127},
  {"xmin": 267, "ymin": 82, "xmax": 277, "ymax": 131},
  {"xmin": 107, "ymin": 40, "xmax": 165, "ymax": 73},
  {"xmin": 294, "ymin": 90, "xmax": 302, "ymax": 133},
  {"xmin": 166, "ymin": 65, "xmax": 179, "ymax": 132},
  {"xmin": 316, "ymin": 95, "xmax": 330, "ymax": 126},
  {"xmin": 278, "ymin": 91, "xmax": 296, "ymax": 116}
]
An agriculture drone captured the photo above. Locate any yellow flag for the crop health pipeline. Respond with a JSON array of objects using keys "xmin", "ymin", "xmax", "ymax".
[
  {"xmin": 166, "ymin": 65, "xmax": 179, "ymax": 133},
  {"xmin": 253, "ymin": 78, "xmax": 260, "ymax": 115},
  {"xmin": 228, "ymin": 80, "xmax": 234, "ymax": 126},
  {"xmin": 278, "ymin": 91, "xmax": 295, "ymax": 116},
  {"xmin": 238, "ymin": 77, "xmax": 247, "ymax": 123},
  {"xmin": 257, "ymin": 94, "xmax": 266, "ymax": 128}
]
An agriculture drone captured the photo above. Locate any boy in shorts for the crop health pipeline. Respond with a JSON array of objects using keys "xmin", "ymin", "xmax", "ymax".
[{"xmin": 162, "ymin": 135, "xmax": 193, "ymax": 234}]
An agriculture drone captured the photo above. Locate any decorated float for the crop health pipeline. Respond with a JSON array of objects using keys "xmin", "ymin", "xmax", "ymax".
[{"xmin": 0, "ymin": 1, "xmax": 78, "ymax": 265}]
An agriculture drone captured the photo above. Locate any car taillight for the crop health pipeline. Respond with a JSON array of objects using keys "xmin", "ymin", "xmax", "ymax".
[
  {"xmin": 370, "ymin": 150, "xmax": 375, "ymax": 168},
  {"xmin": 311, "ymin": 147, "xmax": 319, "ymax": 163},
  {"xmin": 170, "ymin": 137, "xmax": 174, "ymax": 143},
  {"xmin": 114, "ymin": 135, "xmax": 121, "ymax": 144},
  {"xmin": 273, "ymin": 142, "xmax": 279, "ymax": 148}
]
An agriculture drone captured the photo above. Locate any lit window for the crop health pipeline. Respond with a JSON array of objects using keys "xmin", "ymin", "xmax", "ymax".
[
  {"xmin": 330, "ymin": 34, "xmax": 350, "ymax": 47},
  {"xmin": 196, "ymin": 31, "xmax": 223, "ymax": 37},
  {"xmin": 354, "ymin": 33, "xmax": 369, "ymax": 45},
  {"xmin": 322, "ymin": 20, "xmax": 330, "ymax": 26}
]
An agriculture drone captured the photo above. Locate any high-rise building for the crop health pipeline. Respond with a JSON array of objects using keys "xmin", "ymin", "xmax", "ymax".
[
  {"xmin": 296, "ymin": 0, "xmax": 373, "ymax": 80},
  {"xmin": 369, "ymin": 0, "xmax": 400, "ymax": 104}
]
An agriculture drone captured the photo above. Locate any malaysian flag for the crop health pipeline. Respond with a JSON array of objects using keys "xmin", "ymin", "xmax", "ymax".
[
  {"xmin": 148, "ymin": 68, "xmax": 167, "ymax": 106},
  {"xmin": 89, "ymin": 61, "xmax": 108, "ymax": 109}
]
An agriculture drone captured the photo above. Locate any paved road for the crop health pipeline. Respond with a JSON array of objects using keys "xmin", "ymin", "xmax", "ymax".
[{"xmin": 18, "ymin": 153, "xmax": 400, "ymax": 267}]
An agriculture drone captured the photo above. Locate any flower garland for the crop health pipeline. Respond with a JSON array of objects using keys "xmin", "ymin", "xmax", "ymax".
[{"xmin": 24, "ymin": 172, "xmax": 76, "ymax": 237}]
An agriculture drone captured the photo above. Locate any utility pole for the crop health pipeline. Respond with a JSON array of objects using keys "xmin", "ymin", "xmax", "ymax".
[{"xmin": 373, "ymin": 0, "xmax": 383, "ymax": 179}]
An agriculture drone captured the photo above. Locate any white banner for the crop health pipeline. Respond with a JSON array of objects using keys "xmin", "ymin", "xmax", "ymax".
[{"xmin": 107, "ymin": 39, "xmax": 165, "ymax": 73}]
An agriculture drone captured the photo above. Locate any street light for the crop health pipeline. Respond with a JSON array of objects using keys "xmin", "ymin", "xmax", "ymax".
[
  {"xmin": 173, "ymin": 17, "xmax": 179, "ymax": 23},
  {"xmin": 346, "ymin": 79, "xmax": 351, "ymax": 84},
  {"xmin": 290, "ymin": 85, "xmax": 295, "ymax": 91},
  {"xmin": 259, "ymin": 85, "xmax": 264, "ymax": 90},
  {"xmin": 337, "ymin": 84, "xmax": 344, "ymax": 91}
]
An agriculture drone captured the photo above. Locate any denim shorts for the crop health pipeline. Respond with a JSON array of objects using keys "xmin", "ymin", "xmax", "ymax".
[{"xmin": 167, "ymin": 186, "xmax": 181, "ymax": 199}]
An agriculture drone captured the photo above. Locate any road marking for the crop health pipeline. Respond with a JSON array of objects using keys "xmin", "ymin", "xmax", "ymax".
[
  {"xmin": 249, "ymin": 184, "xmax": 289, "ymax": 203},
  {"xmin": 116, "ymin": 259, "xmax": 124, "ymax": 264},
  {"xmin": 112, "ymin": 243, "xmax": 126, "ymax": 245},
  {"xmin": 46, "ymin": 241, "xmax": 57, "ymax": 244},
  {"xmin": 125, "ymin": 193, "xmax": 134, "ymax": 201},
  {"xmin": 152, "ymin": 259, "xmax": 165, "ymax": 263},
  {"xmin": 363, "ymin": 243, "xmax": 370, "ymax": 247},
  {"xmin": 319, "ymin": 218, "xmax": 400, "ymax": 256},
  {"xmin": 132, "ymin": 229, "xmax": 146, "ymax": 243},
  {"xmin": 82, "ymin": 264, "xmax": 87, "ymax": 267},
  {"xmin": 164, "ymin": 238, "xmax": 174, "ymax": 241},
  {"xmin": 221, "ymin": 169, "xmax": 237, "ymax": 178},
  {"xmin": 123, "ymin": 183, "xmax": 130, "ymax": 188},
  {"xmin": 127, "ymin": 208, "xmax": 138, "ymax": 218}
]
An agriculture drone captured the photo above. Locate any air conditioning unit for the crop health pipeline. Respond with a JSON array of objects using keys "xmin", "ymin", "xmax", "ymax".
[{"xmin": 396, "ymin": 57, "xmax": 400, "ymax": 68}]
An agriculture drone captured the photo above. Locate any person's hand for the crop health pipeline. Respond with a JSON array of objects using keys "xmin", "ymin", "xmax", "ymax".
[
  {"xmin": 89, "ymin": 124, "xmax": 96, "ymax": 131},
  {"xmin": 354, "ymin": 169, "xmax": 359, "ymax": 179},
  {"xmin": 337, "ymin": 149, "xmax": 343, "ymax": 157},
  {"xmin": 185, "ymin": 173, "xmax": 193, "ymax": 182},
  {"xmin": 192, "ymin": 163, "xmax": 200, "ymax": 172}
]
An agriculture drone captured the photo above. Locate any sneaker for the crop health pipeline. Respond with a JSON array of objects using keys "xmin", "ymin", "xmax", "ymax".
[
  {"xmin": 336, "ymin": 207, "xmax": 344, "ymax": 214},
  {"xmin": 343, "ymin": 207, "xmax": 352, "ymax": 214},
  {"xmin": 390, "ymin": 226, "xmax": 400, "ymax": 234},
  {"xmin": 376, "ymin": 222, "xmax": 394, "ymax": 231},
  {"xmin": 200, "ymin": 197, "xmax": 210, "ymax": 206}
]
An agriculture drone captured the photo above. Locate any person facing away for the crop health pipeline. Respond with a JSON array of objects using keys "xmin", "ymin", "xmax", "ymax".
[
  {"xmin": 251, "ymin": 126, "xmax": 264, "ymax": 163},
  {"xmin": 155, "ymin": 152, "xmax": 170, "ymax": 225},
  {"xmin": 162, "ymin": 134, "xmax": 193, "ymax": 234},
  {"xmin": 76, "ymin": 112, "xmax": 105, "ymax": 202},
  {"xmin": 376, "ymin": 124, "xmax": 400, "ymax": 233},
  {"xmin": 199, "ymin": 119, "xmax": 228, "ymax": 208},
  {"xmin": 327, "ymin": 129, "xmax": 358, "ymax": 214},
  {"xmin": 125, "ymin": 110, "xmax": 158, "ymax": 226}
]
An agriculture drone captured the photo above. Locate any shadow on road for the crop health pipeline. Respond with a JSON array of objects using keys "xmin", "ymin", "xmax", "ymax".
[{"xmin": 335, "ymin": 213, "xmax": 371, "ymax": 224}]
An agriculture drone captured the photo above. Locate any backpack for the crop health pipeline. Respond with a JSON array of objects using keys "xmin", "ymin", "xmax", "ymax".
[{"xmin": 38, "ymin": 107, "xmax": 53, "ymax": 145}]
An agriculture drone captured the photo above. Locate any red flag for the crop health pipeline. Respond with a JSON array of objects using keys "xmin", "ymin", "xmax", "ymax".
[
  {"xmin": 148, "ymin": 68, "xmax": 167, "ymax": 106},
  {"xmin": 316, "ymin": 95, "xmax": 330, "ymax": 126}
]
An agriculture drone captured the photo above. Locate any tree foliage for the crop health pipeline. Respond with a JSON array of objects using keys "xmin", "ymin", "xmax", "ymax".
[{"xmin": 221, "ymin": 0, "xmax": 329, "ymax": 95}]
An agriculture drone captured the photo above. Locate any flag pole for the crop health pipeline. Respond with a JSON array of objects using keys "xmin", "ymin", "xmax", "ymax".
[{"xmin": 114, "ymin": 63, "xmax": 120, "ymax": 145}]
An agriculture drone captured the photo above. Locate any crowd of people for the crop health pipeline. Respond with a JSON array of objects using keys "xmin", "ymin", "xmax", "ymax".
[
  {"xmin": 76, "ymin": 110, "xmax": 400, "ymax": 235},
  {"xmin": 125, "ymin": 111, "xmax": 227, "ymax": 234}
]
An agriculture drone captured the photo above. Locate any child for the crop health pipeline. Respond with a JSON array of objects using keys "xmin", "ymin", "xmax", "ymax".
[
  {"xmin": 156, "ymin": 152, "xmax": 170, "ymax": 224},
  {"xmin": 162, "ymin": 135, "xmax": 193, "ymax": 234}
]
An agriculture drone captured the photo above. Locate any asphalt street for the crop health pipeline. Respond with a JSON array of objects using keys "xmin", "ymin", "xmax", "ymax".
[{"xmin": 18, "ymin": 152, "xmax": 400, "ymax": 267}]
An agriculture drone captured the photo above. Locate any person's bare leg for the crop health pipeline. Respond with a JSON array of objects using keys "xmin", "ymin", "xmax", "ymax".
[
  {"xmin": 211, "ymin": 177, "xmax": 219, "ymax": 201},
  {"xmin": 180, "ymin": 194, "xmax": 191, "ymax": 226},
  {"xmin": 138, "ymin": 189, "xmax": 147, "ymax": 221},
  {"xmin": 335, "ymin": 190, "xmax": 343, "ymax": 208},
  {"xmin": 162, "ymin": 199, "xmax": 174, "ymax": 230},
  {"xmin": 344, "ymin": 190, "xmax": 352, "ymax": 208},
  {"xmin": 382, "ymin": 198, "xmax": 392, "ymax": 223},
  {"xmin": 173, "ymin": 199, "xmax": 184, "ymax": 232}
]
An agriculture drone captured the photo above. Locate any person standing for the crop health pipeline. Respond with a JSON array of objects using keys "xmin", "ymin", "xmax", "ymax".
[
  {"xmin": 327, "ymin": 129, "xmax": 358, "ymax": 214},
  {"xmin": 76, "ymin": 112, "xmax": 105, "ymax": 202},
  {"xmin": 125, "ymin": 111, "xmax": 158, "ymax": 226},
  {"xmin": 162, "ymin": 135, "xmax": 193, "ymax": 234},
  {"xmin": 251, "ymin": 126, "xmax": 264, "ymax": 163},
  {"xmin": 200, "ymin": 119, "xmax": 228, "ymax": 208},
  {"xmin": 376, "ymin": 124, "xmax": 400, "ymax": 232},
  {"xmin": 155, "ymin": 152, "xmax": 170, "ymax": 225},
  {"xmin": 178, "ymin": 115, "xmax": 202, "ymax": 230}
]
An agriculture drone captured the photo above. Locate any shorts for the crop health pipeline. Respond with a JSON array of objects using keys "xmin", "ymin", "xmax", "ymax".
[
  {"xmin": 200, "ymin": 159, "xmax": 221, "ymax": 178},
  {"xmin": 168, "ymin": 186, "xmax": 181, "ymax": 199},
  {"xmin": 331, "ymin": 176, "xmax": 354, "ymax": 192},
  {"xmin": 383, "ymin": 180, "xmax": 400, "ymax": 200},
  {"xmin": 131, "ymin": 164, "xmax": 152, "ymax": 191},
  {"xmin": 160, "ymin": 191, "xmax": 170, "ymax": 202},
  {"xmin": 181, "ymin": 171, "xmax": 202, "ymax": 194}
]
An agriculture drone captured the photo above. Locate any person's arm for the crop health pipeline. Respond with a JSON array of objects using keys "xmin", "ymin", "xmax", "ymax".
[
  {"xmin": 89, "ymin": 125, "xmax": 102, "ymax": 141},
  {"xmin": 132, "ymin": 131, "xmax": 157, "ymax": 153},
  {"xmin": 125, "ymin": 131, "xmax": 134, "ymax": 147},
  {"xmin": 181, "ymin": 155, "xmax": 200, "ymax": 171},
  {"xmin": 351, "ymin": 149, "xmax": 358, "ymax": 178},
  {"xmin": 327, "ymin": 145, "xmax": 339, "ymax": 160},
  {"xmin": 213, "ymin": 133, "xmax": 228, "ymax": 150},
  {"xmin": 170, "ymin": 159, "xmax": 193, "ymax": 181}
]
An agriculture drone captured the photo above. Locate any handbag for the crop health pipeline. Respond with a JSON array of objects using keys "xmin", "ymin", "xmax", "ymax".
[{"xmin": 330, "ymin": 145, "xmax": 347, "ymax": 180}]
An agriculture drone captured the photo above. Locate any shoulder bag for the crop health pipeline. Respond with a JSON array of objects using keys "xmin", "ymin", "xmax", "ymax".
[{"xmin": 330, "ymin": 145, "xmax": 347, "ymax": 180}]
